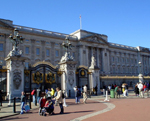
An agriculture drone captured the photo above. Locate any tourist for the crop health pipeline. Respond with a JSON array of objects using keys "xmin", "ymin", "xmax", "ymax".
[
  {"xmin": 134, "ymin": 83, "xmax": 139, "ymax": 97},
  {"xmin": 54, "ymin": 87, "xmax": 64, "ymax": 114},
  {"xmin": 103, "ymin": 85, "xmax": 106, "ymax": 97},
  {"xmin": 108, "ymin": 85, "xmax": 111, "ymax": 94},
  {"xmin": 37, "ymin": 87, "xmax": 41, "ymax": 104},
  {"xmin": 83, "ymin": 85, "xmax": 87, "ymax": 104},
  {"xmin": 75, "ymin": 88, "xmax": 80, "ymax": 104},
  {"xmin": 138, "ymin": 82, "xmax": 144, "ymax": 98},
  {"xmin": 31, "ymin": 88, "xmax": 37, "ymax": 105},
  {"xmin": 95, "ymin": 85, "xmax": 98, "ymax": 95},
  {"xmin": 20, "ymin": 91, "xmax": 26, "ymax": 114},
  {"xmin": 50, "ymin": 88, "xmax": 55, "ymax": 98},
  {"xmin": 39, "ymin": 96, "xmax": 47, "ymax": 115},
  {"xmin": 143, "ymin": 83, "xmax": 149, "ymax": 98},
  {"xmin": 114, "ymin": 86, "xmax": 119, "ymax": 98},
  {"xmin": 0, "ymin": 90, "xmax": 3, "ymax": 106},
  {"xmin": 46, "ymin": 88, "xmax": 51, "ymax": 99}
]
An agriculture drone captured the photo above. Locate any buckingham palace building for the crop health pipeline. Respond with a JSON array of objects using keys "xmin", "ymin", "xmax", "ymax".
[{"xmin": 0, "ymin": 18, "xmax": 150, "ymax": 96}]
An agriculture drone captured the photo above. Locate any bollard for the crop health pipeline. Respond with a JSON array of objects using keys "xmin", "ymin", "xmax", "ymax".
[
  {"xmin": 69, "ymin": 90, "xmax": 71, "ymax": 97},
  {"xmin": 104, "ymin": 91, "xmax": 109, "ymax": 102},
  {"xmin": 29, "ymin": 95, "xmax": 32, "ymax": 109},
  {"xmin": 13, "ymin": 97, "xmax": 16, "ymax": 113}
]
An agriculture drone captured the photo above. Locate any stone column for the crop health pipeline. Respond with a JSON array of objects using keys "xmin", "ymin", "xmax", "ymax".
[
  {"xmin": 5, "ymin": 56, "xmax": 27, "ymax": 105},
  {"xmin": 96, "ymin": 48, "xmax": 99, "ymax": 67},
  {"xmin": 89, "ymin": 56, "xmax": 100, "ymax": 94},
  {"xmin": 86, "ymin": 46, "xmax": 89, "ymax": 67},
  {"xmin": 78, "ymin": 45, "xmax": 83, "ymax": 65},
  {"xmin": 59, "ymin": 61, "xmax": 77, "ymax": 97}
]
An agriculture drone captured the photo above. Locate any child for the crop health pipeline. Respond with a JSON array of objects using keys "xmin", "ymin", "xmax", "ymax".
[{"xmin": 39, "ymin": 96, "xmax": 47, "ymax": 115}]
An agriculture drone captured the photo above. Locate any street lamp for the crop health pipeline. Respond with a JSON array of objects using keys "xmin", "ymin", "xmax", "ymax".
[
  {"xmin": 8, "ymin": 28, "xmax": 24, "ymax": 57},
  {"xmin": 138, "ymin": 61, "xmax": 143, "ymax": 83}
]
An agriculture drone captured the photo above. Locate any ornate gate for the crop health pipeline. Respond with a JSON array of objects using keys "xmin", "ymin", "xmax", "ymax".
[
  {"xmin": 24, "ymin": 62, "xmax": 61, "ymax": 92},
  {"xmin": 76, "ymin": 66, "xmax": 90, "ymax": 89}
]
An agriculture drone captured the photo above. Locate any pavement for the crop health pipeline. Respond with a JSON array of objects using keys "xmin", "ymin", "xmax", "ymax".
[{"xmin": 0, "ymin": 91, "xmax": 150, "ymax": 121}]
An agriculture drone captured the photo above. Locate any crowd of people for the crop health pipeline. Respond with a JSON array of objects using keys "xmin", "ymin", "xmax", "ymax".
[
  {"xmin": 10, "ymin": 82, "xmax": 150, "ymax": 115},
  {"xmin": 102, "ymin": 82, "xmax": 150, "ymax": 99},
  {"xmin": 20, "ymin": 87, "xmax": 64, "ymax": 116},
  {"xmin": 134, "ymin": 82, "xmax": 150, "ymax": 98}
]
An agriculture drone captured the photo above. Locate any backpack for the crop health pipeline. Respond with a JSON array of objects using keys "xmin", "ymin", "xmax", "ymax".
[
  {"xmin": 62, "ymin": 93, "xmax": 65, "ymax": 99},
  {"xmin": 31, "ymin": 90, "xmax": 35, "ymax": 95}
]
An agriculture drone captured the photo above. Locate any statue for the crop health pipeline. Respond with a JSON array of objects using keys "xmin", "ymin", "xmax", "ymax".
[
  {"xmin": 7, "ymin": 28, "xmax": 24, "ymax": 57},
  {"xmin": 60, "ymin": 36, "xmax": 74, "ymax": 62},
  {"xmin": 90, "ymin": 56, "xmax": 96, "ymax": 68}
]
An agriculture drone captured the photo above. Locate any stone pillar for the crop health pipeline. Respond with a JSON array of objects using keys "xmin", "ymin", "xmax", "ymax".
[
  {"xmin": 89, "ymin": 56, "xmax": 100, "ymax": 94},
  {"xmin": 96, "ymin": 48, "xmax": 99, "ymax": 67},
  {"xmin": 5, "ymin": 56, "xmax": 26, "ymax": 105},
  {"xmin": 79, "ymin": 45, "xmax": 83, "ymax": 65},
  {"xmin": 59, "ymin": 61, "xmax": 77, "ymax": 97}
]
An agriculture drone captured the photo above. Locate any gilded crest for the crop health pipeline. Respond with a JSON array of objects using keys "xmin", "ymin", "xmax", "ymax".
[
  {"xmin": 32, "ymin": 71, "xmax": 43, "ymax": 84},
  {"xmin": 45, "ymin": 72, "xmax": 55, "ymax": 84}
]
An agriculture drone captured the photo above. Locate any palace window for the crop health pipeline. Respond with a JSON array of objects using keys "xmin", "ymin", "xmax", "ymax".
[
  {"xmin": 0, "ymin": 43, "xmax": 3, "ymax": 51},
  {"xmin": 25, "ymin": 62, "xmax": 29, "ymax": 69},
  {"xmin": 46, "ymin": 49, "xmax": 50, "ymax": 56},
  {"xmin": 55, "ymin": 43, "xmax": 59, "ymax": 46},
  {"xmin": 25, "ymin": 47, "xmax": 29, "ymax": 54},
  {"xmin": 73, "ymin": 52, "xmax": 75, "ymax": 58},
  {"xmin": 25, "ymin": 39, "xmax": 30, "ymax": 42},
  {"xmin": 55, "ymin": 50, "xmax": 59, "ymax": 57},
  {"xmin": 36, "ymin": 48, "xmax": 40, "ymax": 55},
  {"xmin": 112, "ymin": 56, "xmax": 114, "ymax": 62},
  {"xmin": 36, "ymin": 41, "xmax": 40, "ymax": 43}
]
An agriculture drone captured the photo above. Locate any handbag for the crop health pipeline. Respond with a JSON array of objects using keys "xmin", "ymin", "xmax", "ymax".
[{"xmin": 25, "ymin": 105, "xmax": 30, "ymax": 112}]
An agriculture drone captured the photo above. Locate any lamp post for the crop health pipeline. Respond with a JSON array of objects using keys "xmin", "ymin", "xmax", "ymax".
[{"xmin": 138, "ymin": 61, "xmax": 143, "ymax": 83}]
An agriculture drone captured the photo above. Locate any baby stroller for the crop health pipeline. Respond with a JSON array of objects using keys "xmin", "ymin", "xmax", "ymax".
[{"xmin": 41, "ymin": 100, "xmax": 54, "ymax": 116}]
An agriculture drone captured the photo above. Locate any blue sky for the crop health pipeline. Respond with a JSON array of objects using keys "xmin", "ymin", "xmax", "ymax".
[{"xmin": 0, "ymin": 0, "xmax": 150, "ymax": 48}]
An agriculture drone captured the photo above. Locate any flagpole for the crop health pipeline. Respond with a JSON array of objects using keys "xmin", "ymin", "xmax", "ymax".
[{"xmin": 80, "ymin": 15, "xmax": 82, "ymax": 29}]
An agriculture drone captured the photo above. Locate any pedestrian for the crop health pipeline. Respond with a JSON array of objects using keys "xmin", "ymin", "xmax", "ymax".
[
  {"xmin": 114, "ymin": 86, "xmax": 119, "ymax": 98},
  {"xmin": 103, "ymin": 85, "xmax": 106, "ymax": 97},
  {"xmin": 54, "ymin": 87, "xmax": 64, "ymax": 114},
  {"xmin": 46, "ymin": 88, "xmax": 51, "ymax": 100},
  {"xmin": 134, "ymin": 83, "xmax": 139, "ymax": 97},
  {"xmin": 75, "ymin": 88, "xmax": 80, "ymax": 104},
  {"xmin": 20, "ymin": 91, "xmax": 26, "ymax": 114},
  {"xmin": 95, "ymin": 85, "xmax": 98, "ymax": 96},
  {"xmin": 138, "ymin": 82, "xmax": 144, "ymax": 98},
  {"xmin": 108, "ymin": 85, "xmax": 111, "ymax": 94},
  {"xmin": 0, "ymin": 90, "xmax": 3, "ymax": 106},
  {"xmin": 50, "ymin": 88, "xmax": 55, "ymax": 98},
  {"xmin": 37, "ymin": 87, "xmax": 41, "ymax": 104},
  {"xmin": 83, "ymin": 85, "xmax": 87, "ymax": 104},
  {"xmin": 39, "ymin": 96, "xmax": 47, "ymax": 115},
  {"xmin": 31, "ymin": 88, "xmax": 37, "ymax": 105}
]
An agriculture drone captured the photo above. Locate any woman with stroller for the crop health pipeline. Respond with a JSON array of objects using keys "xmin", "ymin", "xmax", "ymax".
[{"xmin": 41, "ymin": 98, "xmax": 54, "ymax": 116}]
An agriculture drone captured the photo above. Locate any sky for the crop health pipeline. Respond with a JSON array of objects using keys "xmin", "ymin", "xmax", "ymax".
[{"xmin": 0, "ymin": 0, "xmax": 150, "ymax": 48}]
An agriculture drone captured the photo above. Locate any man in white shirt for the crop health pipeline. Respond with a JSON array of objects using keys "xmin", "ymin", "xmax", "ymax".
[
  {"xmin": 83, "ymin": 85, "xmax": 87, "ymax": 104},
  {"xmin": 138, "ymin": 82, "xmax": 144, "ymax": 98}
]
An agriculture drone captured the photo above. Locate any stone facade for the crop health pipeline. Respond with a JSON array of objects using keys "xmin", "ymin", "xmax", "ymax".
[{"xmin": 0, "ymin": 18, "xmax": 150, "ymax": 89}]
